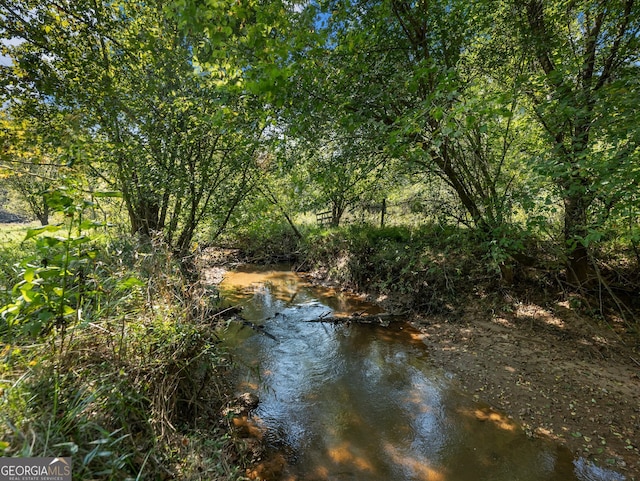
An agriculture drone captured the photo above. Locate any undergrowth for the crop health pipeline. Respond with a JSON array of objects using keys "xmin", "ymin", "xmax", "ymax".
[
  {"xmin": 222, "ymin": 219, "xmax": 639, "ymax": 327},
  {"xmin": 0, "ymin": 222, "xmax": 246, "ymax": 480},
  {"xmin": 219, "ymin": 220, "xmax": 498, "ymax": 313},
  {"xmin": 302, "ymin": 224, "xmax": 490, "ymax": 313},
  {"xmin": 220, "ymin": 219, "xmax": 303, "ymax": 264}
]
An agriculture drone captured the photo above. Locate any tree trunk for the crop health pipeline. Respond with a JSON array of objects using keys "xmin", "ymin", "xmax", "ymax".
[
  {"xmin": 37, "ymin": 203, "xmax": 49, "ymax": 226},
  {"xmin": 258, "ymin": 184, "xmax": 303, "ymax": 240},
  {"xmin": 564, "ymin": 194, "xmax": 592, "ymax": 286},
  {"xmin": 331, "ymin": 200, "xmax": 346, "ymax": 227},
  {"xmin": 129, "ymin": 198, "xmax": 161, "ymax": 238},
  {"xmin": 431, "ymin": 151, "xmax": 489, "ymax": 232}
]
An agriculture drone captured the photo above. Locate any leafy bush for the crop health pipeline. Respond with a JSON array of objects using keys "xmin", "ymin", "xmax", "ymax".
[
  {"xmin": 0, "ymin": 190, "xmax": 242, "ymax": 480},
  {"xmin": 219, "ymin": 219, "xmax": 304, "ymax": 263},
  {"xmin": 301, "ymin": 223, "xmax": 484, "ymax": 312},
  {"xmin": 0, "ymin": 224, "xmax": 37, "ymax": 302}
]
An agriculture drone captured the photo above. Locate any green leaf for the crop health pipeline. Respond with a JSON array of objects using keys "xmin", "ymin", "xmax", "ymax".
[
  {"xmin": 69, "ymin": 235, "xmax": 90, "ymax": 246},
  {"xmin": 24, "ymin": 319, "xmax": 43, "ymax": 336},
  {"xmin": 23, "ymin": 268, "xmax": 36, "ymax": 283},
  {"xmin": 20, "ymin": 287, "xmax": 35, "ymax": 303},
  {"xmin": 52, "ymin": 442, "xmax": 78, "ymax": 455},
  {"xmin": 45, "ymin": 192, "xmax": 74, "ymax": 211},
  {"xmin": 80, "ymin": 220, "xmax": 105, "ymax": 230},
  {"xmin": 42, "ymin": 237, "xmax": 62, "ymax": 247},
  {"xmin": 24, "ymin": 224, "xmax": 63, "ymax": 241},
  {"xmin": 62, "ymin": 305, "xmax": 76, "ymax": 316},
  {"xmin": 91, "ymin": 191, "xmax": 122, "ymax": 198},
  {"xmin": 37, "ymin": 310, "xmax": 54, "ymax": 324},
  {"xmin": 116, "ymin": 276, "xmax": 145, "ymax": 291}
]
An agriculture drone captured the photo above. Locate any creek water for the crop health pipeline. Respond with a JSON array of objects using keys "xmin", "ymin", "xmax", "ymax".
[{"xmin": 218, "ymin": 266, "xmax": 625, "ymax": 481}]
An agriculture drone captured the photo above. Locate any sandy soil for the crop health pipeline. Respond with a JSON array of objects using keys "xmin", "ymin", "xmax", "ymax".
[{"xmin": 406, "ymin": 297, "xmax": 640, "ymax": 480}]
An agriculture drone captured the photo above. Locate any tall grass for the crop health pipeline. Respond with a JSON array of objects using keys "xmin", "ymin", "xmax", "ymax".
[{"xmin": 0, "ymin": 226, "xmax": 245, "ymax": 480}]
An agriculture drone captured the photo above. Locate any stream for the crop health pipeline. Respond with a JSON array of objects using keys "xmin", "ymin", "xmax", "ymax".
[{"xmin": 217, "ymin": 265, "xmax": 626, "ymax": 481}]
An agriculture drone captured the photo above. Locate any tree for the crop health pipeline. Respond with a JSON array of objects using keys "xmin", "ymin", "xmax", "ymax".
[
  {"xmin": 512, "ymin": 0, "xmax": 640, "ymax": 284},
  {"xmin": 296, "ymin": 135, "xmax": 389, "ymax": 227},
  {"xmin": 1, "ymin": 0, "xmax": 264, "ymax": 255},
  {"xmin": 277, "ymin": 0, "xmax": 528, "ymax": 237},
  {"xmin": 174, "ymin": 0, "xmax": 543, "ymax": 259},
  {"xmin": 0, "ymin": 110, "xmax": 78, "ymax": 226}
]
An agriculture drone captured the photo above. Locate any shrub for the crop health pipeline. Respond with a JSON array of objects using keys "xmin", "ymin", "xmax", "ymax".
[{"xmin": 0, "ymin": 193, "xmax": 242, "ymax": 480}]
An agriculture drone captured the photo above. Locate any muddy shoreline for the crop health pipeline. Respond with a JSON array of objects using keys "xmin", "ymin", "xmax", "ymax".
[
  {"xmin": 303, "ymin": 268, "xmax": 640, "ymax": 480},
  {"xmin": 409, "ymin": 304, "xmax": 639, "ymax": 479}
]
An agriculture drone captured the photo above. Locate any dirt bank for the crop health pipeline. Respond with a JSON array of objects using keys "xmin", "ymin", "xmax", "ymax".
[{"xmin": 406, "ymin": 297, "xmax": 640, "ymax": 480}]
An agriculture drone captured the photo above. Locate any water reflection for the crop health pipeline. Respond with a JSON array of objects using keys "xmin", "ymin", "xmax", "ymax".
[{"xmin": 218, "ymin": 266, "xmax": 625, "ymax": 481}]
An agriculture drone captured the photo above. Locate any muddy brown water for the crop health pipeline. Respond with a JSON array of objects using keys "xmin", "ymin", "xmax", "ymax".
[{"xmin": 218, "ymin": 266, "xmax": 626, "ymax": 481}]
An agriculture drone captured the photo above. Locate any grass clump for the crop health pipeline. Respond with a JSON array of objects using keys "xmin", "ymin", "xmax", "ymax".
[{"xmin": 0, "ymin": 223, "xmax": 245, "ymax": 480}]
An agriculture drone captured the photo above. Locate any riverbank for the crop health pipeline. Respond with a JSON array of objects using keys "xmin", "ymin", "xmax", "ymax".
[
  {"xmin": 206, "ymin": 221, "xmax": 640, "ymax": 479},
  {"xmin": 301, "ymin": 270, "xmax": 640, "ymax": 480},
  {"xmin": 202, "ymin": 255, "xmax": 639, "ymax": 479},
  {"xmin": 0, "ymin": 227, "xmax": 248, "ymax": 480},
  {"xmin": 408, "ymin": 299, "xmax": 639, "ymax": 478}
]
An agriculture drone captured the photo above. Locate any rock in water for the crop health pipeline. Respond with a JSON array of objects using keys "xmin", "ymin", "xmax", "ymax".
[{"xmin": 237, "ymin": 392, "xmax": 260, "ymax": 411}]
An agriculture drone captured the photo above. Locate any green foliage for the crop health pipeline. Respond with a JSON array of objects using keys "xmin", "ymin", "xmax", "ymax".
[
  {"xmin": 0, "ymin": 110, "xmax": 83, "ymax": 226},
  {"xmin": 0, "ymin": 0, "xmax": 637, "ymax": 476},
  {"xmin": 0, "ymin": 190, "xmax": 104, "ymax": 341},
  {"xmin": 2, "ymin": 0, "xmax": 639, "ymax": 288},
  {"xmin": 509, "ymin": 0, "xmax": 640, "ymax": 282},
  {"xmin": 302, "ymin": 224, "xmax": 483, "ymax": 312},
  {"xmin": 2, "ymin": 0, "xmax": 261, "ymax": 256},
  {"xmin": 0, "ymin": 224, "xmax": 36, "ymax": 305},
  {"xmin": 222, "ymin": 215, "xmax": 306, "ymax": 263},
  {"xmin": 480, "ymin": 223, "xmax": 530, "ymax": 276},
  {"xmin": 0, "ymin": 190, "xmax": 242, "ymax": 479},
  {"xmin": 1, "ymin": 303, "xmax": 236, "ymax": 479}
]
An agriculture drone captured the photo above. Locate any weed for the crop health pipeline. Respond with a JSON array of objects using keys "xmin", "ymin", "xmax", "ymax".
[{"xmin": 1, "ymin": 193, "xmax": 244, "ymax": 480}]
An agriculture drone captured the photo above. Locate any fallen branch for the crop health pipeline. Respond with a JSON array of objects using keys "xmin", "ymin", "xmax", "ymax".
[
  {"xmin": 239, "ymin": 319, "xmax": 278, "ymax": 341},
  {"xmin": 212, "ymin": 305, "xmax": 243, "ymax": 318},
  {"xmin": 305, "ymin": 312, "xmax": 401, "ymax": 326}
]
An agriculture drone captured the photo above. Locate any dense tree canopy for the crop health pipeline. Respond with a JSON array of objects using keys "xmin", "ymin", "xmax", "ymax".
[
  {"xmin": 3, "ymin": 3, "xmax": 640, "ymax": 479},
  {"xmin": 1, "ymin": 0, "xmax": 267, "ymax": 254},
  {"xmin": 1, "ymin": 0, "xmax": 639, "ymax": 283},
  {"xmin": 513, "ymin": 0, "xmax": 640, "ymax": 283}
]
